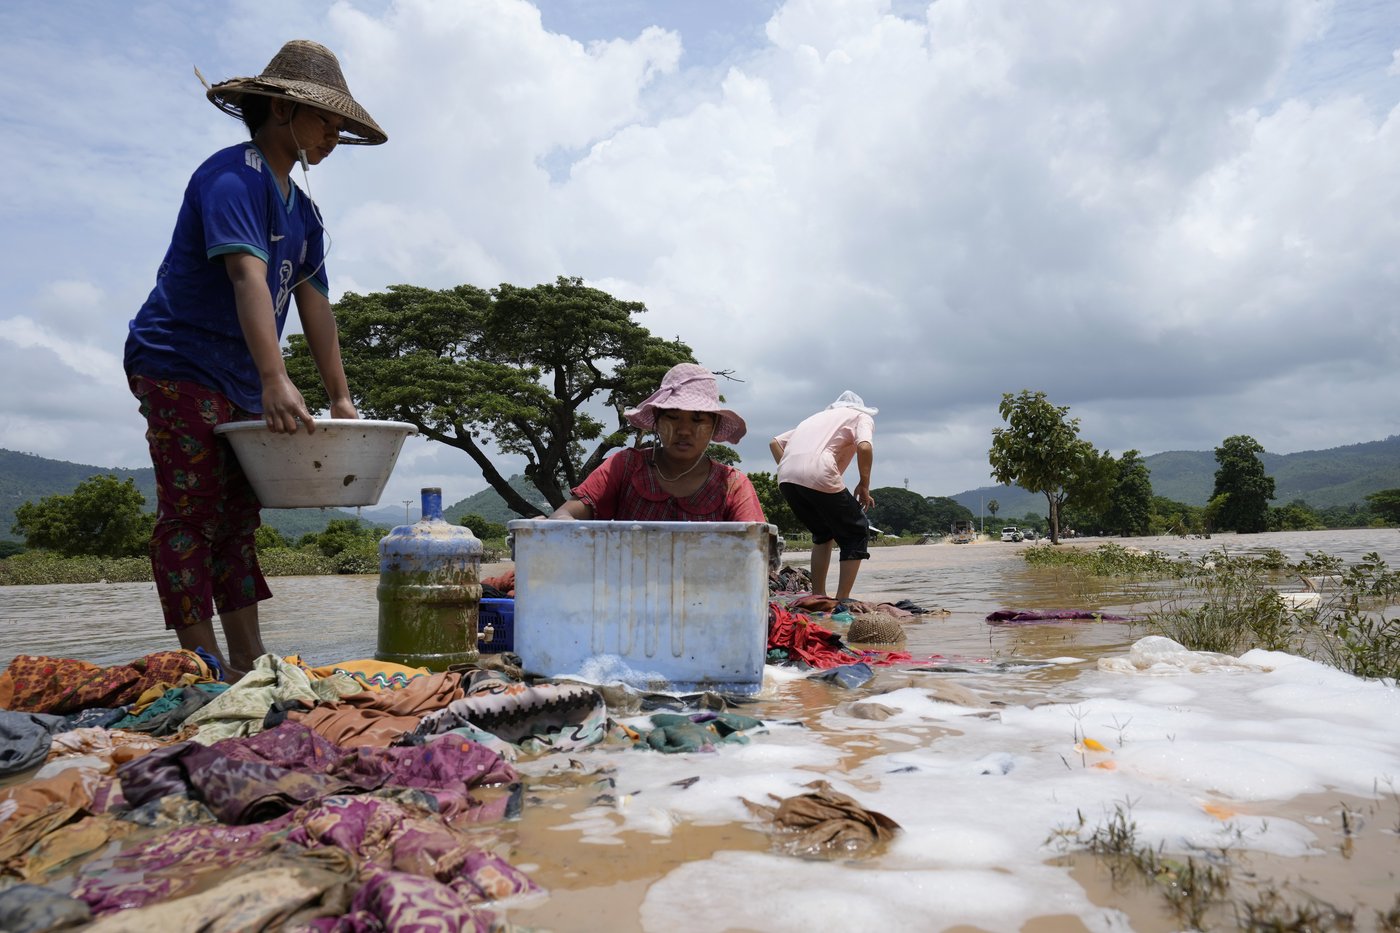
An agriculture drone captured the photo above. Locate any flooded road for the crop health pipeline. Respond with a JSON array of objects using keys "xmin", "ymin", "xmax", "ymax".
[
  {"xmin": 3, "ymin": 528, "xmax": 1396, "ymax": 671},
  {"xmin": 3, "ymin": 527, "xmax": 1400, "ymax": 931}
]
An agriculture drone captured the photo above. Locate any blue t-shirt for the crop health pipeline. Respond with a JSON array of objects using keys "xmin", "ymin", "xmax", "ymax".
[{"xmin": 124, "ymin": 143, "xmax": 329, "ymax": 413}]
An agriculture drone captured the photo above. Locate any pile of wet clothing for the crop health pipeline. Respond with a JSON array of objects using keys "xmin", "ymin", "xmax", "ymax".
[{"xmin": 0, "ymin": 649, "xmax": 769, "ymax": 931}]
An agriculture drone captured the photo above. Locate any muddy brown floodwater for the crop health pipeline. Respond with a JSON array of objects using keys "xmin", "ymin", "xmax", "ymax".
[{"xmin": 2, "ymin": 527, "xmax": 1399, "ymax": 931}]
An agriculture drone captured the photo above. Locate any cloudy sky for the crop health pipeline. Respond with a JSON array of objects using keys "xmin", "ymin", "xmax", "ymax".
[{"xmin": 2, "ymin": 0, "xmax": 1398, "ymax": 508}]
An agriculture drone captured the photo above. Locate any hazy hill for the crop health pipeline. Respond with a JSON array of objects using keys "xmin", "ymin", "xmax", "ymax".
[
  {"xmin": 0, "ymin": 449, "xmax": 374, "ymax": 543},
  {"xmin": 444, "ymin": 475, "xmax": 549, "ymax": 525},
  {"xmin": 951, "ymin": 436, "xmax": 1400, "ymax": 518},
  {"xmin": 0, "ymin": 447, "xmax": 553, "ymax": 543},
  {"xmin": 7, "ymin": 434, "xmax": 1398, "ymax": 542}
]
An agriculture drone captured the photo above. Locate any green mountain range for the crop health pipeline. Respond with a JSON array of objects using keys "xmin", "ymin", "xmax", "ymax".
[
  {"xmin": 4, "ymin": 434, "xmax": 1397, "ymax": 542},
  {"xmin": 951, "ymin": 435, "xmax": 1400, "ymax": 519},
  {"xmin": 0, "ymin": 447, "xmax": 550, "ymax": 543}
]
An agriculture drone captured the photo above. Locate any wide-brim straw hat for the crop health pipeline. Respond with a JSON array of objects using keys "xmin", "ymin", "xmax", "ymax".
[
  {"xmin": 624, "ymin": 364, "xmax": 748, "ymax": 443},
  {"xmin": 827, "ymin": 390, "xmax": 878, "ymax": 415},
  {"xmin": 203, "ymin": 40, "xmax": 387, "ymax": 145}
]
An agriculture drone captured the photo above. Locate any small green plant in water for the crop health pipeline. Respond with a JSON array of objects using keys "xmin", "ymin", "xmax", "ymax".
[
  {"xmin": 1051, "ymin": 803, "xmax": 1230, "ymax": 930},
  {"xmin": 1145, "ymin": 559, "xmax": 1298, "ymax": 656}
]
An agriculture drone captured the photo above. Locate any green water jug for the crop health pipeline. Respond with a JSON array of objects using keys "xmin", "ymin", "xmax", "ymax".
[{"xmin": 375, "ymin": 487, "xmax": 483, "ymax": 670}]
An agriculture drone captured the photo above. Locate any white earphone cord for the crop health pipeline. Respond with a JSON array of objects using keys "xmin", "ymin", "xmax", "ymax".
[{"xmin": 288, "ymin": 121, "xmax": 331, "ymax": 294}]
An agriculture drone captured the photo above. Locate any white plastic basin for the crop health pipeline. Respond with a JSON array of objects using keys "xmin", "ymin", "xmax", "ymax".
[{"xmin": 213, "ymin": 419, "xmax": 418, "ymax": 508}]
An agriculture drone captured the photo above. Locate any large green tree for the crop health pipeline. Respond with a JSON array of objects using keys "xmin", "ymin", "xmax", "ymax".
[
  {"xmin": 1102, "ymin": 450, "xmax": 1153, "ymax": 536},
  {"xmin": 12, "ymin": 475, "xmax": 154, "ymax": 557},
  {"xmin": 1211, "ymin": 435, "xmax": 1275, "ymax": 533},
  {"xmin": 285, "ymin": 277, "xmax": 696, "ymax": 516},
  {"xmin": 867, "ymin": 487, "xmax": 935, "ymax": 536},
  {"xmin": 925, "ymin": 496, "xmax": 976, "ymax": 532},
  {"xmin": 1365, "ymin": 488, "xmax": 1400, "ymax": 524},
  {"xmin": 988, "ymin": 391, "xmax": 1104, "ymax": 543},
  {"xmin": 746, "ymin": 471, "xmax": 802, "ymax": 534}
]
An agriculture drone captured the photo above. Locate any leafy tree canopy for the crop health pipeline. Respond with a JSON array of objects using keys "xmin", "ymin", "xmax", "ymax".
[
  {"xmin": 460, "ymin": 514, "xmax": 508, "ymax": 540},
  {"xmin": 1102, "ymin": 450, "xmax": 1154, "ymax": 536},
  {"xmin": 988, "ymin": 390, "xmax": 1106, "ymax": 543},
  {"xmin": 11, "ymin": 474, "xmax": 154, "ymax": 558},
  {"xmin": 1211, "ymin": 435, "xmax": 1275, "ymax": 533},
  {"xmin": 926, "ymin": 496, "xmax": 976, "ymax": 531},
  {"xmin": 746, "ymin": 471, "xmax": 802, "ymax": 534},
  {"xmin": 867, "ymin": 487, "xmax": 936, "ymax": 536},
  {"xmin": 285, "ymin": 277, "xmax": 698, "ymax": 516},
  {"xmin": 1365, "ymin": 488, "xmax": 1400, "ymax": 524},
  {"xmin": 1270, "ymin": 499, "xmax": 1323, "ymax": 532},
  {"xmin": 298, "ymin": 518, "xmax": 387, "ymax": 559},
  {"xmin": 1149, "ymin": 495, "xmax": 1206, "ymax": 536}
]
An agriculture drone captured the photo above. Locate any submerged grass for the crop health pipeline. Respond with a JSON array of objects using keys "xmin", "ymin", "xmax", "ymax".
[
  {"xmin": 1052, "ymin": 799, "xmax": 1400, "ymax": 931},
  {"xmin": 1049, "ymin": 803, "xmax": 1230, "ymax": 930},
  {"xmin": 1024, "ymin": 544, "xmax": 1400, "ymax": 681}
]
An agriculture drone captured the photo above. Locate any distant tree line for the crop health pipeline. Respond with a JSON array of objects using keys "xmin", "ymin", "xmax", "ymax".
[{"xmin": 986, "ymin": 391, "xmax": 1390, "ymax": 540}]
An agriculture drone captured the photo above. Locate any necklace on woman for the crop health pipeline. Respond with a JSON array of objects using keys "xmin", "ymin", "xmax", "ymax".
[{"xmin": 653, "ymin": 450, "xmax": 707, "ymax": 483}]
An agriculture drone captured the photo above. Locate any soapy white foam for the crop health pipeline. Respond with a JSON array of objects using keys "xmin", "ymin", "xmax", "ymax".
[
  {"xmin": 537, "ymin": 637, "xmax": 1400, "ymax": 932},
  {"xmin": 570, "ymin": 654, "xmax": 671, "ymax": 689}
]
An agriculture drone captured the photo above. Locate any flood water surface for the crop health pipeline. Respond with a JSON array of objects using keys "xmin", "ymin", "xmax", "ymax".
[{"xmin": 3, "ymin": 528, "xmax": 1400, "ymax": 931}]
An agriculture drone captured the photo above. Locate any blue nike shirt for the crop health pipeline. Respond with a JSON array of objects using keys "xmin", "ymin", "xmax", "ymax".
[{"xmin": 125, "ymin": 143, "xmax": 328, "ymax": 413}]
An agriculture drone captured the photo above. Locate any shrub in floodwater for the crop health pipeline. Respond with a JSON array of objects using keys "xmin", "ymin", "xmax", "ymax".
[
  {"xmin": 257, "ymin": 547, "xmax": 336, "ymax": 577},
  {"xmin": 1297, "ymin": 551, "xmax": 1346, "ymax": 576},
  {"xmin": 1291, "ymin": 554, "xmax": 1400, "ymax": 681},
  {"xmin": 1142, "ymin": 550, "xmax": 1400, "ymax": 679},
  {"xmin": 1023, "ymin": 542, "xmax": 1187, "ymax": 579},
  {"xmin": 1146, "ymin": 567, "xmax": 1297, "ymax": 656},
  {"xmin": 0, "ymin": 551, "xmax": 151, "ymax": 585},
  {"xmin": 332, "ymin": 541, "xmax": 380, "ymax": 575},
  {"xmin": 0, "ymin": 545, "xmax": 361, "ymax": 584}
]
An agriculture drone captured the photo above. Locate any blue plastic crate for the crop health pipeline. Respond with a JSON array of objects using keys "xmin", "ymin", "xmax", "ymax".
[{"xmin": 478, "ymin": 597, "xmax": 515, "ymax": 653}]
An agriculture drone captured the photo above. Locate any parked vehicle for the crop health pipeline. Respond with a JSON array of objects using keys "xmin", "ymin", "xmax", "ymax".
[{"xmin": 1000, "ymin": 526, "xmax": 1024, "ymax": 542}]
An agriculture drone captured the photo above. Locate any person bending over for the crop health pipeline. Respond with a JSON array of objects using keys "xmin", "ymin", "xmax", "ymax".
[{"xmin": 770, "ymin": 391, "xmax": 877, "ymax": 606}]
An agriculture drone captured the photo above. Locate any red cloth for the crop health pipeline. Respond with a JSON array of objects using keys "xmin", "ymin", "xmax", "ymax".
[
  {"xmin": 572, "ymin": 447, "xmax": 766, "ymax": 523},
  {"xmin": 767, "ymin": 605, "xmax": 853, "ymax": 669},
  {"xmin": 0, "ymin": 650, "xmax": 209, "ymax": 714},
  {"xmin": 767, "ymin": 605, "xmax": 912, "ymax": 669}
]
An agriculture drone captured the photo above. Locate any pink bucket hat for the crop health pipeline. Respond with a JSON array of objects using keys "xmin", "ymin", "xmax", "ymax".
[{"xmin": 624, "ymin": 364, "xmax": 748, "ymax": 443}]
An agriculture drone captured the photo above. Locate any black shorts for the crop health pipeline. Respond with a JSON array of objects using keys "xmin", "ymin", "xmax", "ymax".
[{"xmin": 779, "ymin": 483, "xmax": 870, "ymax": 562}]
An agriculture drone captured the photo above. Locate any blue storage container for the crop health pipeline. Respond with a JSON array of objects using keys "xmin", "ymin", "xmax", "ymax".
[{"xmin": 478, "ymin": 597, "xmax": 515, "ymax": 653}]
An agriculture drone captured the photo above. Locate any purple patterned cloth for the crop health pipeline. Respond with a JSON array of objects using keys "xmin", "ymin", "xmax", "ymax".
[
  {"xmin": 74, "ymin": 816, "xmax": 293, "ymax": 912},
  {"xmin": 76, "ymin": 795, "xmax": 539, "ymax": 919},
  {"xmin": 304, "ymin": 866, "xmax": 495, "ymax": 933},
  {"xmin": 116, "ymin": 722, "xmax": 517, "ymax": 824},
  {"xmin": 286, "ymin": 795, "xmax": 539, "ymax": 890},
  {"xmin": 985, "ymin": 608, "xmax": 1142, "ymax": 624}
]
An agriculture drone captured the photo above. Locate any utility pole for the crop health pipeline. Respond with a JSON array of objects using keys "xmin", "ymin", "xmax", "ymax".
[
  {"xmin": 979, "ymin": 495, "xmax": 984, "ymax": 535},
  {"xmin": 403, "ymin": 499, "xmax": 413, "ymax": 524}
]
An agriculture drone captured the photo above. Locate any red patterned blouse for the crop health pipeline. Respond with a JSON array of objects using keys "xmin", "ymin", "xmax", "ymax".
[{"xmin": 571, "ymin": 447, "xmax": 767, "ymax": 523}]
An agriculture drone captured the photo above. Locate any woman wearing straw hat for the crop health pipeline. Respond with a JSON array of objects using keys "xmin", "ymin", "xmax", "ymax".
[
  {"xmin": 548, "ymin": 364, "xmax": 767, "ymax": 522},
  {"xmin": 123, "ymin": 40, "xmax": 385, "ymax": 680}
]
